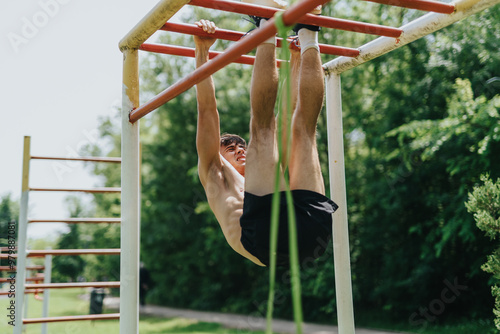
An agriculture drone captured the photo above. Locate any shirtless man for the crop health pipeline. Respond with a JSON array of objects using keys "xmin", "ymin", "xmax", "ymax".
[{"xmin": 194, "ymin": 12, "xmax": 337, "ymax": 267}]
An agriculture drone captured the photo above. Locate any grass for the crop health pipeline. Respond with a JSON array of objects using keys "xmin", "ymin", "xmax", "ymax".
[
  {"xmin": 362, "ymin": 321, "xmax": 498, "ymax": 334},
  {"xmin": 1, "ymin": 288, "xmax": 497, "ymax": 333},
  {"xmin": 1, "ymin": 288, "xmax": 119, "ymax": 334},
  {"xmin": 0, "ymin": 288, "xmax": 267, "ymax": 334},
  {"xmin": 354, "ymin": 310, "xmax": 498, "ymax": 334},
  {"xmin": 406, "ymin": 320, "xmax": 498, "ymax": 334}
]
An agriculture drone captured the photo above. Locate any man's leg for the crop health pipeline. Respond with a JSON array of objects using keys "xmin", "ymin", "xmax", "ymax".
[
  {"xmin": 245, "ymin": 21, "xmax": 283, "ymax": 196},
  {"xmin": 278, "ymin": 47, "xmax": 300, "ymax": 167},
  {"xmin": 289, "ymin": 28, "xmax": 325, "ymax": 195}
]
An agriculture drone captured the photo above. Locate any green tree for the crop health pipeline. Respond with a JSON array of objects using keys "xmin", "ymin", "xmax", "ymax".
[
  {"xmin": 0, "ymin": 194, "xmax": 18, "ymax": 244},
  {"xmin": 51, "ymin": 196, "xmax": 88, "ymax": 282},
  {"xmin": 78, "ymin": 116, "xmax": 122, "ymax": 282},
  {"xmin": 467, "ymin": 175, "xmax": 500, "ymax": 330},
  {"xmin": 0, "ymin": 194, "xmax": 19, "ymax": 276},
  {"xmin": 335, "ymin": 4, "xmax": 500, "ymax": 322}
]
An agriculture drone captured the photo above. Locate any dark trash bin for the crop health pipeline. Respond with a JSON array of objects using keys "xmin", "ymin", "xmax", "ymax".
[{"xmin": 89, "ymin": 288, "xmax": 106, "ymax": 314}]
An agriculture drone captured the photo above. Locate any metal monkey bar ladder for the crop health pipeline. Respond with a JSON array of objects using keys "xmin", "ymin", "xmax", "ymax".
[{"xmin": 9, "ymin": 136, "xmax": 121, "ymax": 334}]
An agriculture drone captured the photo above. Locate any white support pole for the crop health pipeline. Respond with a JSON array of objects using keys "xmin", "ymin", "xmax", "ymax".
[
  {"xmin": 325, "ymin": 74, "xmax": 355, "ymax": 334},
  {"xmin": 14, "ymin": 136, "xmax": 31, "ymax": 334},
  {"xmin": 24, "ymin": 259, "xmax": 29, "ymax": 326},
  {"xmin": 41, "ymin": 252, "xmax": 52, "ymax": 334},
  {"xmin": 120, "ymin": 48, "xmax": 141, "ymax": 334}
]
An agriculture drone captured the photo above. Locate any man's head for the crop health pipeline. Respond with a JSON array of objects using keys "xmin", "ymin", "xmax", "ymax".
[{"xmin": 220, "ymin": 133, "xmax": 247, "ymax": 176}]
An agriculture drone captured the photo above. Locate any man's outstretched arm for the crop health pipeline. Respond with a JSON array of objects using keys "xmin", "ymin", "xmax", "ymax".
[{"xmin": 194, "ymin": 20, "xmax": 221, "ymax": 185}]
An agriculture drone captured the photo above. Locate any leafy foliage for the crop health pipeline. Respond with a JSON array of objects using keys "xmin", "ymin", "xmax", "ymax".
[
  {"xmin": 467, "ymin": 175, "xmax": 500, "ymax": 329},
  {"xmin": 51, "ymin": 196, "xmax": 87, "ymax": 282},
  {"xmin": 0, "ymin": 194, "xmax": 18, "ymax": 276},
  {"xmin": 0, "ymin": 194, "xmax": 18, "ymax": 244},
  {"xmin": 324, "ymin": 2, "xmax": 500, "ymax": 323}
]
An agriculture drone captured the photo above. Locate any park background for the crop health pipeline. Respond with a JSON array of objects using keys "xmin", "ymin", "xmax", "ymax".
[{"xmin": 1, "ymin": 0, "xmax": 500, "ymax": 332}]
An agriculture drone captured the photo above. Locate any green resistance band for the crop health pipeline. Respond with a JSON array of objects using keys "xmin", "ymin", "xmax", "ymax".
[{"xmin": 266, "ymin": 11, "xmax": 304, "ymax": 334}]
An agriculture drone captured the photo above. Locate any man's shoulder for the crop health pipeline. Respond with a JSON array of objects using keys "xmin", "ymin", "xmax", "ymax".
[{"xmin": 199, "ymin": 156, "xmax": 244, "ymax": 194}]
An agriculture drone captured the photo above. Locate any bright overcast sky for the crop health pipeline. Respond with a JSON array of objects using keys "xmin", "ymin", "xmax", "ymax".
[{"xmin": 0, "ymin": 0, "xmax": 187, "ymax": 239}]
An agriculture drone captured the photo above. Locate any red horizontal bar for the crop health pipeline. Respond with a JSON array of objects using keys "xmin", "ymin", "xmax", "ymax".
[
  {"xmin": 363, "ymin": 0, "xmax": 455, "ymax": 13},
  {"xmin": 0, "ymin": 255, "xmax": 14, "ymax": 258},
  {"xmin": 0, "ymin": 278, "xmax": 15, "ymax": 282},
  {"xmin": 0, "ymin": 249, "xmax": 120, "ymax": 259},
  {"xmin": 27, "ymin": 249, "xmax": 120, "ymax": 257},
  {"xmin": 160, "ymin": 22, "xmax": 360, "ymax": 57},
  {"xmin": 0, "ymin": 249, "xmax": 120, "ymax": 258},
  {"xmin": 0, "ymin": 265, "xmax": 45, "ymax": 271},
  {"xmin": 0, "ymin": 277, "xmax": 44, "ymax": 283},
  {"xmin": 25, "ymin": 282, "xmax": 120, "ymax": 289},
  {"xmin": 188, "ymin": 0, "xmax": 402, "ymax": 38},
  {"xmin": 0, "ymin": 290, "xmax": 43, "ymax": 296},
  {"xmin": 140, "ymin": 43, "xmax": 284, "ymax": 66},
  {"xmin": 31, "ymin": 156, "xmax": 121, "ymax": 163},
  {"xmin": 27, "ymin": 277, "xmax": 44, "ymax": 282},
  {"xmin": 161, "ymin": 22, "xmax": 243, "ymax": 41},
  {"xmin": 30, "ymin": 187, "xmax": 121, "ymax": 193},
  {"xmin": 23, "ymin": 313, "xmax": 120, "ymax": 324},
  {"xmin": 130, "ymin": 0, "xmax": 330, "ymax": 122},
  {"xmin": 0, "ymin": 266, "xmax": 15, "ymax": 271},
  {"xmin": 28, "ymin": 218, "xmax": 121, "ymax": 224}
]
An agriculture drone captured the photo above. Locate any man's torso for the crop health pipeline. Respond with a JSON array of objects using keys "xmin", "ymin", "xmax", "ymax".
[{"xmin": 201, "ymin": 155, "xmax": 264, "ymax": 265}]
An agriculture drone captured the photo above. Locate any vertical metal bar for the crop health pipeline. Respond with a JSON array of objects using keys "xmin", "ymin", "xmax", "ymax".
[
  {"xmin": 41, "ymin": 252, "xmax": 52, "ymax": 334},
  {"xmin": 120, "ymin": 48, "xmax": 141, "ymax": 334},
  {"xmin": 325, "ymin": 74, "xmax": 356, "ymax": 334},
  {"xmin": 14, "ymin": 136, "xmax": 31, "ymax": 334},
  {"xmin": 24, "ymin": 259, "xmax": 30, "ymax": 327}
]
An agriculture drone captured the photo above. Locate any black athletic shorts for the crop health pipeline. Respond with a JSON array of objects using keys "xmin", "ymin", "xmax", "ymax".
[{"xmin": 240, "ymin": 190, "xmax": 338, "ymax": 267}]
